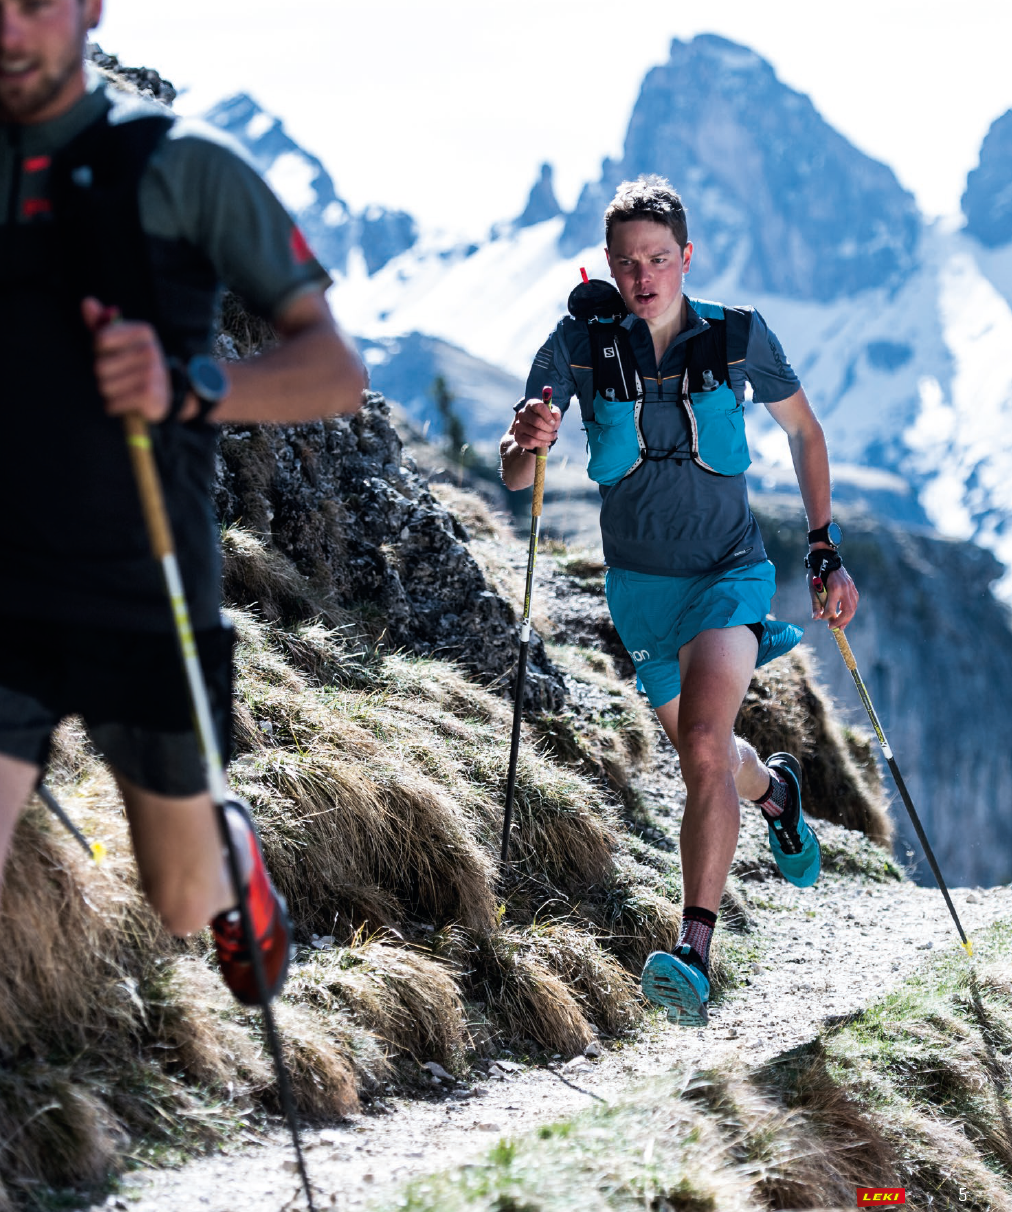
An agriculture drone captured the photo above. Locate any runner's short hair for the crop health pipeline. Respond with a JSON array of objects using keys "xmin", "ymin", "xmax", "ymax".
[{"xmin": 604, "ymin": 175, "xmax": 688, "ymax": 249}]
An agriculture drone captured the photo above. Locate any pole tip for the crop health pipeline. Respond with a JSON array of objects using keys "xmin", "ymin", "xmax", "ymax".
[{"xmin": 962, "ymin": 939, "xmax": 974, "ymax": 958}]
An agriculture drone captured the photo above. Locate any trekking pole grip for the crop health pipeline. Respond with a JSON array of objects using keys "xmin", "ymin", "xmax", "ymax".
[
  {"xmin": 123, "ymin": 413, "xmax": 174, "ymax": 560},
  {"xmin": 812, "ymin": 577, "xmax": 857, "ymax": 668},
  {"xmin": 531, "ymin": 386, "xmax": 552, "ymax": 518}
]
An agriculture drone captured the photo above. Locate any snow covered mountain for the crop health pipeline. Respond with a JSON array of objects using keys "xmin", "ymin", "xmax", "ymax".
[
  {"xmin": 204, "ymin": 93, "xmax": 418, "ymax": 277},
  {"xmin": 324, "ymin": 37, "xmax": 1012, "ymax": 603},
  {"xmin": 201, "ymin": 40, "xmax": 1012, "ymax": 602},
  {"xmin": 559, "ymin": 35, "xmax": 920, "ymax": 301}
]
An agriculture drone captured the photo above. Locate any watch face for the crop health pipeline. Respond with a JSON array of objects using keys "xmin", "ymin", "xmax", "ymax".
[
  {"xmin": 188, "ymin": 355, "xmax": 229, "ymax": 403},
  {"xmin": 826, "ymin": 521, "xmax": 843, "ymax": 546}
]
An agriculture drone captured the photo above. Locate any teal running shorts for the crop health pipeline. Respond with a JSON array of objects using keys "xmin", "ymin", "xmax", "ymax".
[{"xmin": 605, "ymin": 560, "xmax": 795, "ymax": 708}]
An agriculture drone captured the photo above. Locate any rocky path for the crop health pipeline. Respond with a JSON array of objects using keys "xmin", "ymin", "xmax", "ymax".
[{"xmin": 105, "ymin": 780, "xmax": 1011, "ymax": 1212}]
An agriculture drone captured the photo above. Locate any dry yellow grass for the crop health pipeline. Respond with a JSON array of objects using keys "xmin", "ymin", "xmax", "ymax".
[
  {"xmin": 286, "ymin": 939, "xmax": 469, "ymax": 1067},
  {"xmin": 0, "ymin": 511, "xmax": 904, "ymax": 1202}
]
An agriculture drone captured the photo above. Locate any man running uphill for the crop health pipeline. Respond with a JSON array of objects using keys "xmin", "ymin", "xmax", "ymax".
[
  {"xmin": 0, "ymin": 0, "xmax": 365, "ymax": 1004},
  {"xmin": 500, "ymin": 176, "xmax": 858, "ymax": 1026}
]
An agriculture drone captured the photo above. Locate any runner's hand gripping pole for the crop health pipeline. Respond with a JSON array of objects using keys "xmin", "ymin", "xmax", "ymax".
[
  {"xmin": 812, "ymin": 575, "xmax": 972, "ymax": 957},
  {"xmin": 501, "ymin": 386, "xmax": 552, "ymax": 865},
  {"xmin": 121, "ymin": 401, "xmax": 317, "ymax": 1210}
]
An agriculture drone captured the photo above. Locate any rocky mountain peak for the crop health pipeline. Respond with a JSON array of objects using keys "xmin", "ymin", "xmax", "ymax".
[
  {"xmin": 962, "ymin": 108, "xmax": 1012, "ymax": 247},
  {"xmin": 559, "ymin": 34, "xmax": 920, "ymax": 301},
  {"xmin": 206, "ymin": 93, "xmax": 418, "ymax": 277},
  {"xmin": 515, "ymin": 162, "xmax": 562, "ymax": 229}
]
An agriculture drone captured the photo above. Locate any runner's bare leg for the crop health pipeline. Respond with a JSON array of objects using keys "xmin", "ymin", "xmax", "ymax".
[
  {"xmin": 0, "ymin": 753, "xmax": 43, "ymax": 891},
  {"xmin": 114, "ymin": 772, "xmax": 250, "ymax": 936},
  {"xmin": 654, "ymin": 626, "xmax": 759, "ymax": 912}
]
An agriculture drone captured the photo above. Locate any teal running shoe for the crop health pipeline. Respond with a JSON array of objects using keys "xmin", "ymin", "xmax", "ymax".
[
  {"xmin": 641, "ymin": 946, "xmax": 710, "ymax": 1026},
  {"xmin": 756, "ymin": 620, "xmax": 804, "ymax": 668},
  {"xmin": 764, "ymin": 752, "xmax": 821, "ymax": 888}
]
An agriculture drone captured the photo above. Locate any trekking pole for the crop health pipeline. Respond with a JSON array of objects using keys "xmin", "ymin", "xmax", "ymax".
[
  {"xmin": 812, "ymin": 575, "xmax": 972, "ymax": 957},
  {"xmin": 501, "ymin": 386, "xmax": 553, "ymax": 865},
  {"xmin": 36, "ymin": 783, "xmax": 106, "ymax": 864},
  {"xmin": 122, "ymin": 408, "xmax": 317, "ymax": 1210}
]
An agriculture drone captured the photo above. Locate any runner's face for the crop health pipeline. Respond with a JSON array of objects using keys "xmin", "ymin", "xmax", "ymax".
[
  {"xmin": 606, "ymin": 219, "xmax": 692, "ymax": 327},
  {"xmin": 0, "ymin": 0, "xmax": 100, "ymax": 123}
]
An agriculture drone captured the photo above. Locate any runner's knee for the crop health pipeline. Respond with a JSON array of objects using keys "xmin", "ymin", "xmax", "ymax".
[{"xmin": 678, "ymin": 720, "xmax": 737, "ymax": 784}]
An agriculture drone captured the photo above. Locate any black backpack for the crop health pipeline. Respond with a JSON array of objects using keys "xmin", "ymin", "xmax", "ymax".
[{"xmin": 567, "ymin": 278, "xmax": 642, "ymax": 404}]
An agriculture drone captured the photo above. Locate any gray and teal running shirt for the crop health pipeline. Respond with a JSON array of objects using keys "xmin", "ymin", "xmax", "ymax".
[
  {"xmin": 0, "ymin": 70, "xmax": 331, "ymax": 630},
  {"xmin": 522, "ymin": 300, "xmax": 800, "ymax": 576}
]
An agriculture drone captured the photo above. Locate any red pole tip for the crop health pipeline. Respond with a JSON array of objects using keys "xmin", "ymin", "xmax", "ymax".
[
  {"xmin": 542, "ymin": 386, "xmax": 553, "ymax": 403},
  {"xmin": 580, "ymin": 266, "xmax": 589, "ymax": 283}
]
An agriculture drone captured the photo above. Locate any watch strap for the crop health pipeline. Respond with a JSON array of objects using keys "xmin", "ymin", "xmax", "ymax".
[
  {"xmin": 165, "ymin": 357, "xmax": 190, "ymax": 422},
  {"xmin": 807, "ymin": 522, "xmax": 840, "ymax": 548}
]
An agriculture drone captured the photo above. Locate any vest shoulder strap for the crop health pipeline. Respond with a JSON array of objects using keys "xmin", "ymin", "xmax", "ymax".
[
  {"xmin": 723, "ymin": 305, "xmax": 752, "ymax": 364},
  {"xmin": 51, "ymin": 104, "xmax": 174, "ymax": 324}
]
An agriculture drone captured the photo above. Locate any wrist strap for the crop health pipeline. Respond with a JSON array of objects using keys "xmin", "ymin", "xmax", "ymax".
[
  {"xmin": 165, "ymin": 357, "xmax": 189, "ymax": 423},
  {"xmin": 805, "ymin": 549, "xmax": 843, "ymax": 580}
]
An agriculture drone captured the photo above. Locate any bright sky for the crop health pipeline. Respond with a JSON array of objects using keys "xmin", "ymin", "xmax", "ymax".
[{"xmin": 96, "ymin": 0, "xmax": 1012, "ymax": 239}]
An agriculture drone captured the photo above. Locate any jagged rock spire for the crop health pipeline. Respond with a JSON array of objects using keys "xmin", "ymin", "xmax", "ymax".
[{"xmin": 516, "ymin": 162, "xmax": 562, "ymax": 229}]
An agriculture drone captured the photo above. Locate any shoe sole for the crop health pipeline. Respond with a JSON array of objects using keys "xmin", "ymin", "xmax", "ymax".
[
  {"xmin": 641, "ymin": 951, "xmax": 709, "ymax": 1026},
  {"xmin": 766, "ymin": 754, "xmax": 822, "ymax": 888}
]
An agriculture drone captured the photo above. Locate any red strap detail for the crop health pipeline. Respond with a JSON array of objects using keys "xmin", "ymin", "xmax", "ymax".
[
  {"xmin": 23, "ymin": 155, "xmax": 51, "ymax": 173},
  {"xmin": 290, "ymin": 226, "xmax": 314, "ymax": 265},
  {"xmin": 22, "ymin": 198, "xmax": 52, "ymax": 218}
]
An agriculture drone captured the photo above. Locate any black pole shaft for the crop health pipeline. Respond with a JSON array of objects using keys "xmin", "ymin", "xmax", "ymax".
[
  {"xmin": 501, "ymin": 641, "xmax": 531, "ymax": 863},
  {"xmin": 501, "ymin": 387, "xmax": 552, "ymax": 869},
  {"xmin": 122, "ymin": 411, "xmax": 315, "ymax": 1211},
  {"xmin": 36, "ymin": 784, "xmax": 94, "ymax": 859},
  {"xmin": 215, "ymin": 804, "xmax": 314, "ymax": 1205},
  {"xmin": 812, "ymin": 576, "xmax": 971, "ymax": 954},
  {"xmin": 844, "ymin": 666, "xmax": 970, "ymax": 949}
]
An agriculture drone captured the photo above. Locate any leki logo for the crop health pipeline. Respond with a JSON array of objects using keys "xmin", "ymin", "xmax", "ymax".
[{"xmin": 856, "ymin": 1190, "xmax": 906, "ymax": 1205}]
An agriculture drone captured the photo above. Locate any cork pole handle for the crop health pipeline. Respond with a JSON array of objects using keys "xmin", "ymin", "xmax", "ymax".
[
  {"xmin": 531, "ymin": 386, "xmax": 551, "ymax": 518},
  {"xmin": 812, "ymin": 576, "xmax": 857, "ymax": 671},
  {"xmin": 123, "ymin": 412, "xmax": 175, "ymax": 560}
]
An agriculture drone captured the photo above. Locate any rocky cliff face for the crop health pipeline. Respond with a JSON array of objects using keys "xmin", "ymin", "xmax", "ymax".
[
  {"xmin": 559, "ymin": 34, "xmax": 920, "ymax": 301},
  {"xmin": 204, "ymin": 94, "xmax": 418, "ymax": 276},
  {"xmin": 213, "ymin": 394, "xmax": 564, "ymax": 714},
  {"xmin": 756, "ymin": 499, "xmax": 1012, "ymax": 887},
  {"xmin": 962, "ymin": 108, "xmax": 1012, "ymax": 247}
]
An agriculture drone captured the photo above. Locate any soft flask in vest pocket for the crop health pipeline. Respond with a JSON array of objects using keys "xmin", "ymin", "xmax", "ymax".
[
  {"xmin": 568, "ymin": 279, "xmax": 645, "ymax": 485},
  {"xmin": 681, "ymin": 368, "xmax": 751, "ymax": 476}
]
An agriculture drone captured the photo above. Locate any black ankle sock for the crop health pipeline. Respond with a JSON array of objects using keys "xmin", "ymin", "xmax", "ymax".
[
  {"xmin": 752, "ymin": 769, "xmax": 789, "ymax": 821},
  {"xmin": 678, "ymin": 906, "xmax": 717, "ymax": 972}
]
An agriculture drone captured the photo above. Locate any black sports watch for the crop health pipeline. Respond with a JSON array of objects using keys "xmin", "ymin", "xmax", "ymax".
[
  {"xmin": 167, "ymin": 355, "xmax": 230, "ymax": 422},
  {"xmin": 807, "ymin": 521, "xmax": 842, "ymax": 549}
]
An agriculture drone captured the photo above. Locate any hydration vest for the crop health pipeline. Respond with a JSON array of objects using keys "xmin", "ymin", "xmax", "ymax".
[
  {"xmin": 0, "ymin": 92, "xmax": 223, "ymax": 630},
  {"xmin": 567, "ymin": 279, "xmax": 751, "ymax": 485}
]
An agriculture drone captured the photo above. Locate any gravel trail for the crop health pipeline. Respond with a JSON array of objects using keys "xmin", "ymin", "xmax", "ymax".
[{"xmin": 107, "ymin": 751, "xmax": 1010, "ymax": 1212}]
